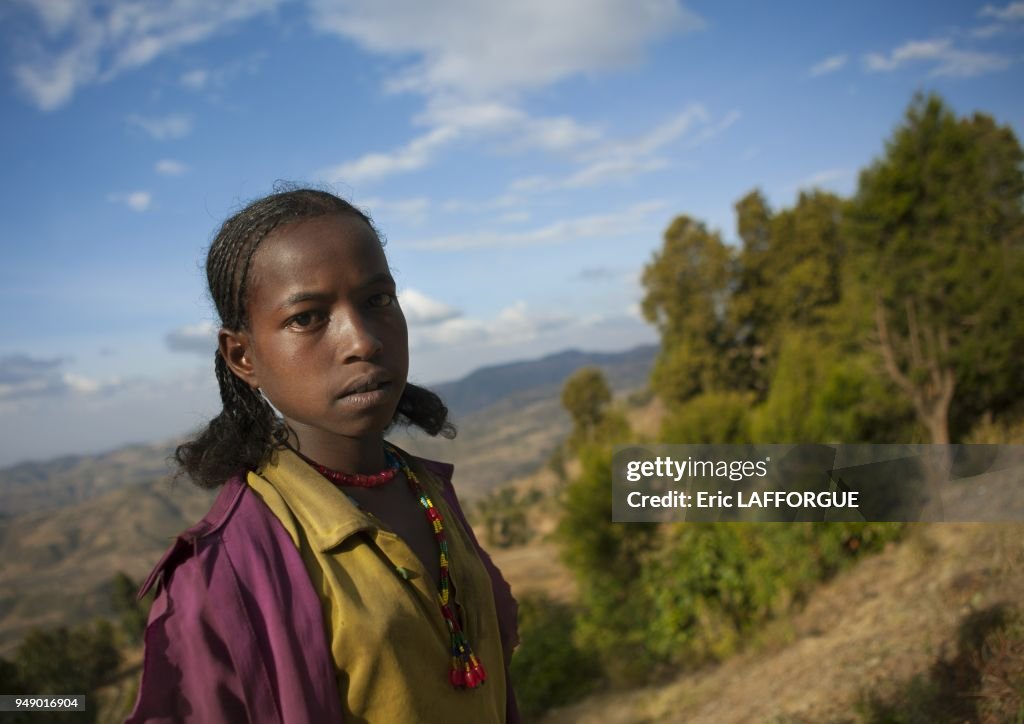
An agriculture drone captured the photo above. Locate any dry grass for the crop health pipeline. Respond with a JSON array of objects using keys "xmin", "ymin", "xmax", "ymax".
[{"xmin": 535, "ymin": 523, "xmax": 1024, "ymax": 723}]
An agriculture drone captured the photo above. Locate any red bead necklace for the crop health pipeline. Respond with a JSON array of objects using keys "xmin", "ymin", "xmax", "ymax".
[{"xmin": 297, "ymin": 448, "xmax": 400, "ymax": 487}]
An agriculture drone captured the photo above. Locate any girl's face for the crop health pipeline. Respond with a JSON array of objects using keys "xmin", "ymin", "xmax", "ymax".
[{"xmin": 224, "ymin": 213, "xmax": 409, "ymax": 451}]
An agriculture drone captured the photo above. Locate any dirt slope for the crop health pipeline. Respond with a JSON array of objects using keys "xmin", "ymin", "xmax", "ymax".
[{"xmin": 537, "ymin": 522, "xmax": 1023, "ymax": 723}]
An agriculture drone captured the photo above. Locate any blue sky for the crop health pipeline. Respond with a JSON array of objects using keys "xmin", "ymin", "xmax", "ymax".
[{"xmin": 0, "ymin": 0, "xmax": 1022, "ymax": 466}]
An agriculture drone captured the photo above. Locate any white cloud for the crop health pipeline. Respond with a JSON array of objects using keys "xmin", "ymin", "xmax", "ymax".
[
  {"xmin": 165, "ymin": 321, "xmax": 218, "ymax": 355},
  {"xmin": 315, "ymin": 2, "xmax": 704, "ymax": 185},
  {"xmin": 128, "ymin": 113, "xmax": 193, "ymax": 140},
  {"xmin": 980, "ymin": 1, "xmax": 1024, "ymax": 21},
  {"xmin": 11, "ymin": 0, "xmax": 283, "ymax": 111},
  {"xmin": 580, "ymin": 104, "xmax": 708, "ymax": 162},
  {"xmin": 498, "ymin": 210, "xmax": 531, "ymax": 224},
  {"xmin": 502, "ymin": 105, "xmax": 732, "ymax": 192},
  {"xmin": 0, "ymin": 354, "xmax": 119, "ymax": 402},
  {"xmin": 685, "ymin": 109, "xmax": 741, "ymax": 148},
  {"xmin": 409, "ymin": 300, "xmax": 572, "ymax": 351},
  {"xmin": 398, "ymin": 289, "xmax": 461, "ymax": 325},
  {"xmin": 178, "ymin": 53, "xmax": 268, "ymax": 93},
  {"xmin": 809, "ymin": 53, "xmax": 848, "ymax": 77},
  {"xmin": 404, "ymin": 303, "xmax": 661, "ymax": 385},
  {"xmin": 0, "ymin": 366, "xmax": 220, "ymax": 466},
  {"xmin": 972, "ymin": 2, "xmax": 1024, "ymax": 36},
  {"xmin": 180, "ymin": 68, "xmax": 209, "ymax": 90},
  {"xmin": 357, "ymin": 196, "xmax": 430, "ymax": 225},
  {"xmin": 107, "ymin": 191, "xmax": 152, "ymax": 212},
  {"xmin": 406, "ymin": 200, "xmax": 668, "ymax": 251},
  {"xmin": 566, "ymin": 108, "xmax": 702, "ymax": 183},
  {"xmin": 561, "ymin": 157, "xmax": 670, "ymax": 189},
  {"xmin": 441, "ymin": 192, "xmax": 523, "ymax": 214},
  {"xmin": 155, "ymin": 158, "xmax": 188, "ymax": 175},
  {"xmin": 864, "ymin": 38, "xmax": 1010, "ymax": 78},
  {"xmin": 323, "ymin": 126, "xmax": 457, "ymax": 183},
  {"xmin": 798, "ymin": 167, "xmax": 851, "ymax": 189},
  {"xmin": 62, "ymin": 373, "xmax": 103, "ymax": 394},
  {"xmin": 309, "ymin": 0, "xmax": 702, "ymax": 101},
  {"xmin": 324, "ymin": 101, "xmax": 603, "ymax": 185}
]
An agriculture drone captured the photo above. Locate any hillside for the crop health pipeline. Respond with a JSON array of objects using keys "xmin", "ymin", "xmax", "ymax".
[
  {"xmin": 0, "ymin": 441, "xmax": 179, "ymax": 517},
  {"xmin": 538, "ymin": 522, "xmax": 1024, "ymax": 723}
]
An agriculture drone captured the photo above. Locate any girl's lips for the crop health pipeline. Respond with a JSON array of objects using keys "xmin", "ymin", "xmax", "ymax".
[
  {"xmin": 337, "ymin": 371, "xmax": 392, "ymax": 397},
  {"xmin": 336, "ymin": 381, "xmax": 393, "ymax": 408}
]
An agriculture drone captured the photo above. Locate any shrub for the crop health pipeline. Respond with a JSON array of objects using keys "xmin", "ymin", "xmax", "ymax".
[{"xmin": 510, "ymin": 595, "xmax": 602, "ymax": 720}]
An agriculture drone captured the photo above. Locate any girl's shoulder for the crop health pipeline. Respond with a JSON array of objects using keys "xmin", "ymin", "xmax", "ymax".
[{"xmin": 136, "ymin": 474, "xmax": 282, "ymax": 600}]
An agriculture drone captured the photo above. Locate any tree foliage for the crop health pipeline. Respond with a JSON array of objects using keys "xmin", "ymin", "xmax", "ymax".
[
  {"xmin": 561, "ymin": 367, "xmax": 612, "ymax": 446},
  {"xmin": 111, "ymin": 571, "xmax": 149, "ymax": 644},
  {"xmin": 510, "ymin": 595, "xmax": 601, "ymax": 719},
  {"xmin": 847, "ymin": 92, "xmax": 1024, "ymax": 440},
  {"xmin": 641, "ymin": 216, "xmax": 735, "ymax": 403},
  {"xmin": 0, "ymin": 618, "xmax": 122, "ymax": 723}
]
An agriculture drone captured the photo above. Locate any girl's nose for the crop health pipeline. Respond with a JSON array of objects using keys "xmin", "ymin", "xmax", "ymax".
[{"xmin": 337, "ymin": 314, "xmax": 383, "ymax": 362}]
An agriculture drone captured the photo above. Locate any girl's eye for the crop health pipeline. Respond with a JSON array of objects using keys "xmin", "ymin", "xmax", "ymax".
[
  {"xmin": 288, "ymin": 310, "xmax": 326, "ymax": 328},
  {"xmin": 369, "ymin": 292, "xmax": 396, "ymax": 308}
]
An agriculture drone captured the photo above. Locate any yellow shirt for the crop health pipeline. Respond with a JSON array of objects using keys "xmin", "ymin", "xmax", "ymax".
[{"xmin": 246, "ymin": 446, "xmax": 507, "ymax": 724}]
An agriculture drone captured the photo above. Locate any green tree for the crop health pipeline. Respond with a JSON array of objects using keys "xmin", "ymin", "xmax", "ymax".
[
  {"xmin": 729, "ymin": 189, "xmax": 775, "ymax": 395},
  {"xmin": 561, "ymin": 367, "xmax": 614, "ymax": 448},
  {"xmin": 729, "ymin": 189, "xmax": 847, "ymax": 399},
  {"xmin": 11, "ymin": 619, "xmax": 120, "ymax": 724},
  {"xmin": 641, "ymin": 216, "xmax": 736, "ymax": 403},
  {"xmin": 111, "ymin": 571, "xmax": 149, "ymax": 644},
  {"xmin": 847, "ymin": 92, "xmax": 1024, "ymax": 442},
  {"xmin": 556, "ymin": 442, "xmax": 658, "ymax": 685}
]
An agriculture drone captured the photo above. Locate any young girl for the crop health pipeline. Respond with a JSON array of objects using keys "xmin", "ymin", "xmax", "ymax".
[{"xmin": 127, "ymin": 188, "xmax": 520, "ymax": 723}]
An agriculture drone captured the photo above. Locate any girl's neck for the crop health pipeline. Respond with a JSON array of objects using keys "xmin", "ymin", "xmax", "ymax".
[{"xmin": 285, "ymin": 426, "xmax": 388, "ymax": 474}]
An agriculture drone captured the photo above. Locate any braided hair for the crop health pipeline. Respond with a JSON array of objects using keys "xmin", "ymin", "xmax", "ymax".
[{"xmin": 175, "ymin": 185, "xmax": 455, "ymax": 489}]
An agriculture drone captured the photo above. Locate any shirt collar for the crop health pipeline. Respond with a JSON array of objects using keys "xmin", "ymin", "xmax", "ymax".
[{"xmin": 251, "ymin": 446, "xmax": 378, "ymax": 553}]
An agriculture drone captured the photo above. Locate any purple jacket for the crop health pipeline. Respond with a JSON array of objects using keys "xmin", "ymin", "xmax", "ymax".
[{"xmin": 126, "ymin": 458, "xmax": 520, "ymax": 723}]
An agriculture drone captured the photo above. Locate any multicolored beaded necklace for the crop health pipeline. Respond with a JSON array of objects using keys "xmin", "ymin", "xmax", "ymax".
[{"xmin": 304, "ymin": 444, "xmax": 488, "ymax": 689}]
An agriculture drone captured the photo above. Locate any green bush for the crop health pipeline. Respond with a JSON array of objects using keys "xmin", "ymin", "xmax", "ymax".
[
  {"xmin": 660, "ymin": 391, "xmax": 754, "ymax": 445},
  {"xmin": 510, "ymin": 595, "xmax": 602, "ymax": 721},
  {"xmin": 637, "ymin": 522, "xmax": 903, "ymax": 670},
  {"xmin": 2, "ymin": 618, "xmax": 122, "ymax": 723}
]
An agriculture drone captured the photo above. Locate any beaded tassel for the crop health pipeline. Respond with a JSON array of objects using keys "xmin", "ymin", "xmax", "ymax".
[{"xmin": 390, "ymin": 446, "xmax": 488, "ymax": 690}]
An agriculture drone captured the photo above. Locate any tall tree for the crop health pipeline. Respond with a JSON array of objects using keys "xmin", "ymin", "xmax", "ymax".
[
  {"xmin": 561, "ymin": 367, "xmax": 612, "ymax": 446},
  {"xmin": 847, "ymin": 93, "xmax": 1024, "ymax": 442},
  {"xmin": 729, "ymin": 190, "xmax": 775, "ymax": 395},
  {"xmin": 641, "ymin": 215, "xmax": 735, "ymax": 403},
  {"xmin": 730, "ymin": 189, "xmax": 846, "ymax": 397}
]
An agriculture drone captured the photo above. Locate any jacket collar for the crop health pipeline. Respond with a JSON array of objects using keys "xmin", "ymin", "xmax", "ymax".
[{"xmin": 248, "ymin": 446, "xmax": 377, "ymax": 553}]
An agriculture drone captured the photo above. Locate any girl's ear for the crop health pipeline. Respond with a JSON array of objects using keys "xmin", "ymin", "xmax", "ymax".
[{"xmin": 219, "ymin": 328, "xmax": 259, "ymax": 389}]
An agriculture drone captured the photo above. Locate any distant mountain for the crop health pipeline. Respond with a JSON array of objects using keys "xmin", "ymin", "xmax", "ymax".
[
  {"xmin": 394, "ymin": 344, "xmax": 658, "ymax": 494},
  {"xmin": 428, "ymin": 344, "xmax": 658, "ymax": 418}
]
